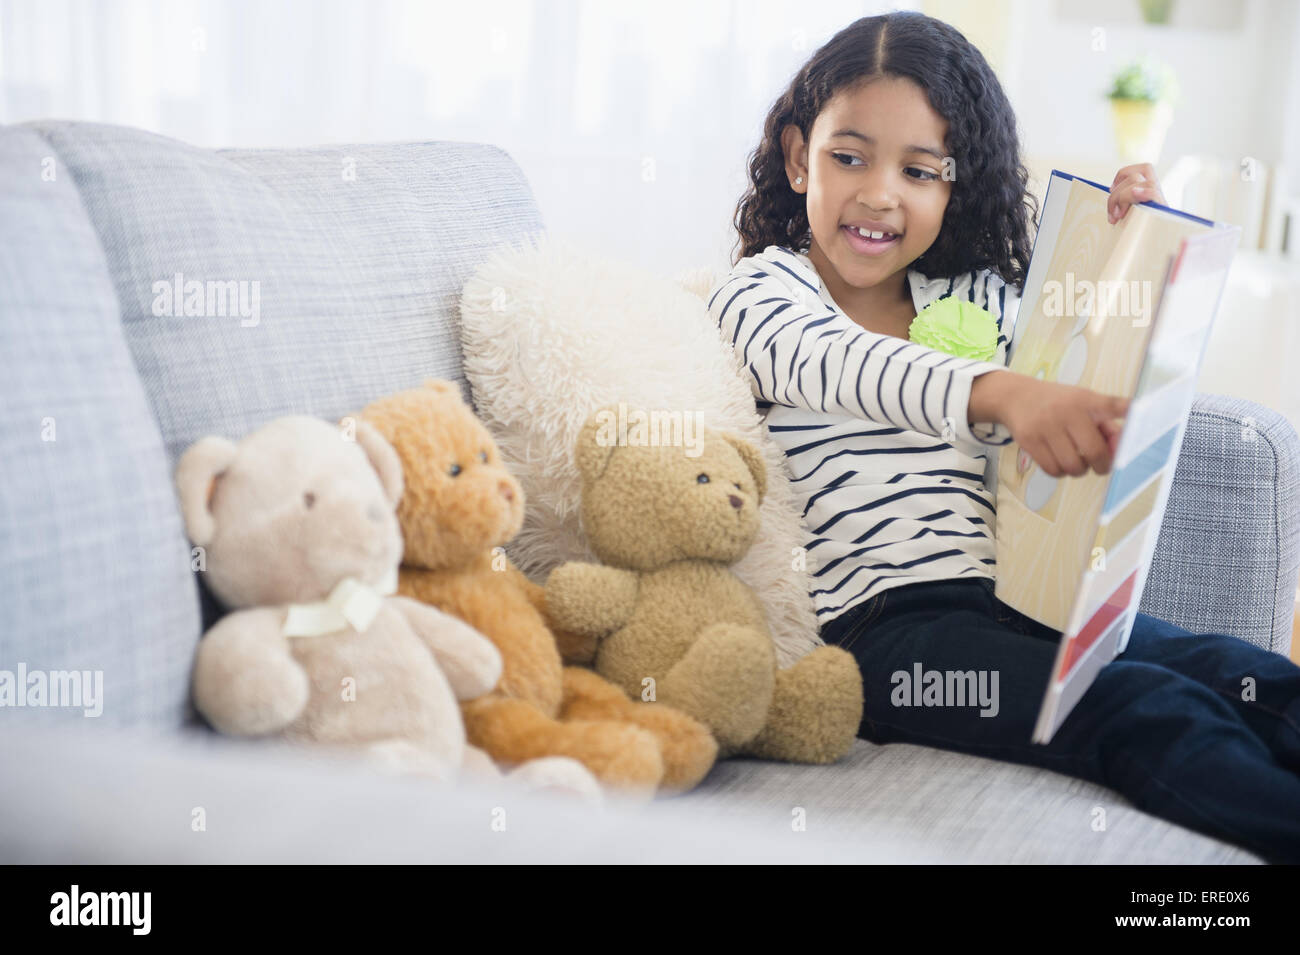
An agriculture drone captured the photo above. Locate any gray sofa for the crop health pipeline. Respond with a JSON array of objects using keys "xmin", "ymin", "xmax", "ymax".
[{"xmin": 3, "ymin": 120, "xmax": 1297, "ymax": 864}]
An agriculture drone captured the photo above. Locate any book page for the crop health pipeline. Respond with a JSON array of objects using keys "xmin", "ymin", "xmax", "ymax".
[
  {"xmin": 1031, "ymin": 225, "xmax": 1240, "ymax": 743},
  {"xmin": 994, "ymin": 175, "xmax": 1210, "ymax": 631}
]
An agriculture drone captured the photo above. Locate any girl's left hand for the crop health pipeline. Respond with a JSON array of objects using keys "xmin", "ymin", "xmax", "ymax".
[{"xmin": 1107, "ymin": 163, "xmax": 1167, "ymax": 223}]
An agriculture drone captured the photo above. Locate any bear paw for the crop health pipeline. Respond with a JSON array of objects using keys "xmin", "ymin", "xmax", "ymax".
[{"xmin": 743, "ymin": 645, "xmax": 864, "ymax": 764}]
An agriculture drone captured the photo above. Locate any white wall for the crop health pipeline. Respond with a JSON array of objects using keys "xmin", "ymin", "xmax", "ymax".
[
  {"xmin": 0, "ymin": 0, "xmax": 905, "ymax": 279},
  {"xmin": 1000, "ymin": 0, "xmax": 1298, "ymax": 174},
  {"xmin": 2, "ymin": 0, "xmax": 1296, "ymax": 278}
]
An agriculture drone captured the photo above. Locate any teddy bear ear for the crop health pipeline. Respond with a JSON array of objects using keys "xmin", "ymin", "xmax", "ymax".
[
  {"xmin": 175, "ymin": 435, "xmax": 239, "ymax": 546},
  {"xmin": 573, "ymin": 409, "xmax": 618, "ymax": 484},
  {"xmin": 421, "ymin": 379, "xmax": 463, "ymax": 402},
  {"xmin": 351, "ymin": 418, "xmax": 405, "ymax": 507},
  {"xmin": 718, "ymin": 431, "xmax": 768, "ymax": 504}
]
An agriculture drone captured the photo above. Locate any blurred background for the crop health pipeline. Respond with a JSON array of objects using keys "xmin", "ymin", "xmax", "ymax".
[{"xmin": 2, "ymin": 0, "xmax": 1298, "ymax": 427}]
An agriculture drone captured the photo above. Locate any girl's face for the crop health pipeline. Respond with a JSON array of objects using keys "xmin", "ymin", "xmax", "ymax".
[{"xmin": 782, "ymin": 76, "xmax": 952, "ymax": 296}]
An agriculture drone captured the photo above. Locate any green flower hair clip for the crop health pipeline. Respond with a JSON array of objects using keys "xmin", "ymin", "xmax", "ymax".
[{"xmin": 908, "ymin": 296, "xmax": 999, "ymax": 362}]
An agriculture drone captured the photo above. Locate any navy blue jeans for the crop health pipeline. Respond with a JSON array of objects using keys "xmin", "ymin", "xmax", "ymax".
[{"xmin": 821, "ymin": 576, "xmax": 1300, "ymax": 864}]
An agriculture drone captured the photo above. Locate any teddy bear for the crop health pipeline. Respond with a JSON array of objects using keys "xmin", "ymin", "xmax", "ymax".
[
  {"xmin": 358, "ymin": 380, "xmax": 719, "ymax": 796},
  {"xmin": 545, "ymin": 406, "xmax": 864, "ymax": 763},
  {"xmin": 174, "ymin": 413, "xmax": 601, "ymax": 798}
]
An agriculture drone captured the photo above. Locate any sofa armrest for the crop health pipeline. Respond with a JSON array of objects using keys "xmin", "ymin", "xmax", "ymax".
[{"xmin": 1139, "ymin": 393, "xmax": 1300, "ymax": 655}]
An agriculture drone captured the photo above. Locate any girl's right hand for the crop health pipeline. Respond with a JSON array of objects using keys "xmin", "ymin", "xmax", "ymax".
[{"xmin": 975, "ymin": 371, "xmax": 1130, "ymax": 477}]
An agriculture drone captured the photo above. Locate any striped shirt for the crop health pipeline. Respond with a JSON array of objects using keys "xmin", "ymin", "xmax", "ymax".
[{"xmin": 708, "ymin": 245, "xmax": 1021, "ymax": 626}]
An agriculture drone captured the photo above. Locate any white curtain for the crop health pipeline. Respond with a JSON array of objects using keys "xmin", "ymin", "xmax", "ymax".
[{"xmin": 0, "ymin": 0, "xmax": 900, "ymax": 276}]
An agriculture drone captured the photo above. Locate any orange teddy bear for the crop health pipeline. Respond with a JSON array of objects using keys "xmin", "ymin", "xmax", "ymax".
[{"xmin": 359, "ymin": 380, "xmax": 718, "ymax": 796}]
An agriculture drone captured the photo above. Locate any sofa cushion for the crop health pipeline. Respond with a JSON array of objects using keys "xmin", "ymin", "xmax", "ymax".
[
  {"xmin": 0, "ymin": 726, "xmax": 936, "ymax": 863},
  {"xmin": 683, "ymin": 740, "xmax": 1262, "ymax": 862},
  {"xmin": 23, "ymin": 120, "xmax": 545, "ymax": 628},
  {"xmin": 23, "ymin": 121, "xmax": 544, "ymax": 466},
  {"xmin": 0, "ymin": 126, "xmax": 202, "ymax": 729}
]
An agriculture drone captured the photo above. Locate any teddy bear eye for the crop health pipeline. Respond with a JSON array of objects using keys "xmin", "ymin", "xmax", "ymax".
[
  {"xmin": 733, "ymin": 482, "xmax": 742, "ymax": 490},
  {"xmin": 449, "ymin": 463, "xmax": 462, "ymax": 477},
  {"xmin": 303, "ymin": 491, "xmax": 316, "ymax": 508},
  {"xmin": 478, "ymin": 450, "xmax": 488, "ymax": 463},
  {"xmin": 697, "ymin": 473, "xmax": 710, "ymax": 484}
]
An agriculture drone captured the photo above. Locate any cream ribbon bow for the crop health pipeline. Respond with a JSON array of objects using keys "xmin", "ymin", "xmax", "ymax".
[{"xmin": 282, "ymin": 566, "xmax": 400, "ymax": 638}]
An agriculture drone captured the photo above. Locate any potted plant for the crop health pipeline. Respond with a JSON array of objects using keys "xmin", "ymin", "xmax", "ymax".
[
  {"xmin": 1106, "ymin": 57, "xmax": 1180, "ymax": 163},
  {"xmin": 1137, "ymin": 0, "xmax": 1176, "ymax": 24}
]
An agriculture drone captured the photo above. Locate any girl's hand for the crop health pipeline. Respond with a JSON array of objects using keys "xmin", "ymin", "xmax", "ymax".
[
  {"xmin": 1108, "ymin": 163, "xmax": 1167, "ymax": 224},
  {"xmin": 1098, "ymin": 416, "xmax": 1125, "ymax": 459},
  {"xmin": 973, "ymin": 371, "xmax": 1129, "ymax": 477}
]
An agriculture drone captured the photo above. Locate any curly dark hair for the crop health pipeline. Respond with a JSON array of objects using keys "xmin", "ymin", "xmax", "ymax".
[{"xmin": 731, "ymin": 11, "xmax": 1039, "ymax": 289}]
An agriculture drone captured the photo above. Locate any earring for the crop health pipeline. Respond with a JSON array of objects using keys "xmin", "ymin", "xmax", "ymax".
[{"xmin": 794, "ymin": 176, "xmax": 804, "ymax": 186}]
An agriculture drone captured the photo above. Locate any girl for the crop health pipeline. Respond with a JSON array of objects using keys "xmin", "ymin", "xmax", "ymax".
[{"xmin": 708, "ymin": 11, "xmax": 1300, "ymax": 863}]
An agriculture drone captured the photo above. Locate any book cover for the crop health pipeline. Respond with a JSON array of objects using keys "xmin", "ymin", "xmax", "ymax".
[{"xmin": 991, "ymin": 171, "xmax": 1241, "ymax": 743}]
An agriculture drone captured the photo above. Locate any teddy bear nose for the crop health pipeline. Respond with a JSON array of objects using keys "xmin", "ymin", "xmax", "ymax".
[
  {"xmin": 499, "ymin": 481, "xmax": 515, "ymax": 503},
  {"xmin": 729, "ymin": 494, "xmax": 743, "ymax": 509}
]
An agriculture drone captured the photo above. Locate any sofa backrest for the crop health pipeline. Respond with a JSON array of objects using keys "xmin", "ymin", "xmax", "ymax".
[{"xmin": 0, "ymin": 120, "xmax": 545, "ymax": 731}]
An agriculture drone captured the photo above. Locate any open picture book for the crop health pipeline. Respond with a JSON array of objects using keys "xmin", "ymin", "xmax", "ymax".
[{"xmin": 991, "ymin": 170, "xmax": 1242, "ymax": 744}]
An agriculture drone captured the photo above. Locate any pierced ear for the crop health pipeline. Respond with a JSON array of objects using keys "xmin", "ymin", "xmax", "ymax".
[
  {"xmin": 573, "ymin": 407, "xmax": 619, "ymax": 484},
  {"xmin": 352, "ymin": 417, "xmax": 405, "ymax": 506},
  {"xmin": 780, "ymin": 124, "xmax": 808, "ymax": 188},
  {"xmin": 175, "ymin": 436, "xmax": 238, "ymax": 546},
  {"xmin": 720, "ymin": 431, "xmax": 768, "ymax": 504}
]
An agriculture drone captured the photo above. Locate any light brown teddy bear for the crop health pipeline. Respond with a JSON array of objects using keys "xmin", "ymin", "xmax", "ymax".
[
  {"xmin": 176, "ymin": 415, "xmax": 509, "ymax": 781},
  {"xmin": 545, "ymin": 407, "xmax": 864, "ymax": 763},
  {"xmin": 359, "ymin": 381, "xmax": 719, "ymax": 796}
]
